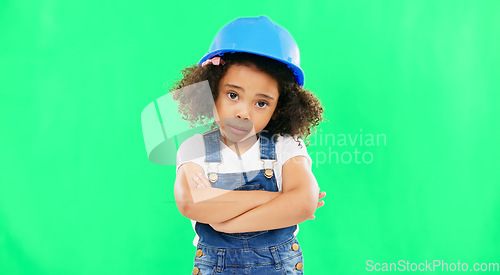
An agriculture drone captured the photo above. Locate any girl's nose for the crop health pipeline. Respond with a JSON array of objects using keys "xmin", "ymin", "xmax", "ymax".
[
  {"xmin": 236, "ymin": 113, "xmax": 249, "ymax": 120},
  {"xmin": 235, "ymin": 109, "xmax": 250, "ymax": 120}
]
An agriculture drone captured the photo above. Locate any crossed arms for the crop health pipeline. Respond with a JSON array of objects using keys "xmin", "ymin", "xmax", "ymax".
[{"xmin": 174, "ymin": 156, "xmax": 321, "ymax": 233}]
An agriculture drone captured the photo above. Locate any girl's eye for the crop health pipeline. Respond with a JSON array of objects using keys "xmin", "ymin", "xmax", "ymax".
[
  {"xmin": 256, "ymin": 101, "xmax": 268, "ymax": 108},
  {"xmin": 229, "ymin": 92, "xmax": 238, "ymax": 100},
  {"xmin": 227, "ymin": 92, "xmax": 238, "ymax": 100}
]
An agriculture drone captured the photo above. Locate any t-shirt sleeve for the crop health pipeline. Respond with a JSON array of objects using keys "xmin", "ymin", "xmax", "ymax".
[
  {"xmin": 280, "ymin": 136, "xmax": 313, "ymax": 170},
  {"xmin": 176, "ymin": 134, "xmax": 206, "ymax": 173}
]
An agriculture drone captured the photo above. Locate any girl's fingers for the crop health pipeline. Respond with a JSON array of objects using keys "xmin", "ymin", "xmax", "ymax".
[
  {"xmin": 197, "ymin": 172, "xmax": 209, "ymax": 187},
  {"xmin": 193, "ymin": 176, "xmax": 204, "ymax": 190},
  {"xmin": 316, "ymin": 191, "xmax": 326, "ymax": 208},
  {"xmin": 196, "ymin": 172, "xmax": 212, "ymax": 189},
  {"xmin": 197, "ymin": 172, "xmax": 210, "ymax": 184}
]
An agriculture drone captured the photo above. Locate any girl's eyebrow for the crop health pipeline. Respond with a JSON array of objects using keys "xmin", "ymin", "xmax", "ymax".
[
  {"xmin": 256, "ymin": 93, "xmax": 275, "ymax": 101},
  {"xmin": 224, "ymin": 84, "xmax": 276, "ymax": 101},
  {"xmin": 225, "ymin": 83, "xmax": 244, "ymax": 91}
]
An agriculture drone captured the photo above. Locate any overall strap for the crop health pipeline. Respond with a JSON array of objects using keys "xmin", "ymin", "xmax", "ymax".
[
  {"xmin": 259, "ymin": 130, "xmax": 277, "ymax": 179},
  {"xmin": 203, "ymin": 128, "xmax": 222, "ymax": 163},
  {"xmin": 203, "ymin": 128, "xmax": 222, "ymax": 182},
  {"xmin": 259, "ymin": 130, "xmax": 277, "ymax": 160}
]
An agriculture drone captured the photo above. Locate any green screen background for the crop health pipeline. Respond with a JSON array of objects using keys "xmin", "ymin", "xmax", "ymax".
[{"xmin": 1, "ymin": 0, "xmax": 499, "ymax": 274}]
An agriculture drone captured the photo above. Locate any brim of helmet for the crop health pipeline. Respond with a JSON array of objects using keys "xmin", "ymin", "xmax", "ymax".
[{"xmin": 198, "ymin": 50, "xmax": 305, "ymax": 86}]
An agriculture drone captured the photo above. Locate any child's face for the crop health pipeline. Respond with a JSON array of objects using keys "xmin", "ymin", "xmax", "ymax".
[{"xmin": 213, "ymin": 63, "xmax": 279, "ymax": 143}]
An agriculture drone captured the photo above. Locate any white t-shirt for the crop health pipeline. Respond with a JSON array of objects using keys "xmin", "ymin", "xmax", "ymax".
[{"xmin": 176, "ymin": 130, "xmax": 313, "ymax": 247}]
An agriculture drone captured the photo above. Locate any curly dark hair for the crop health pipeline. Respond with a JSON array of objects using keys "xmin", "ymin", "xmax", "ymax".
[{"xmin": 170, "ymin": 52, "xmax": 323, "ymax": 145}]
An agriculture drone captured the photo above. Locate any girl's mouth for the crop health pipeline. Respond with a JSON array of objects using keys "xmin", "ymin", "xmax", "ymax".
[{"xmin": 227, "ymin": 125, "xmax": 251, "ymax": 136}]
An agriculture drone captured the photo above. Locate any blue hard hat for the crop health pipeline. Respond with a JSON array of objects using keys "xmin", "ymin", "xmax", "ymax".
[{"xmin": 199, "ymin": 16, "xmax": 305, "ymax": 86}]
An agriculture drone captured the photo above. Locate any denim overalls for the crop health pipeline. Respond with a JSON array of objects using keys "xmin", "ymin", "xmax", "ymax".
[{"xmin": 191, "ymin": 128, "xmax": 304, "ymax": 275}]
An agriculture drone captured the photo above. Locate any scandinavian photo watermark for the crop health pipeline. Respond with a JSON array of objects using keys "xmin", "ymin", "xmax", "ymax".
[
  {"xmin": 309, "ymin": 129, "xmax": 387, "ymax": 166},
  {"xmin": 366, "ymin": 260, "xmax": 499, "ymax": 272}
]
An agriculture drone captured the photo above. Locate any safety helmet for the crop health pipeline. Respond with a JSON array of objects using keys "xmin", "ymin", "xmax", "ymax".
[{"xmin": 198, "ymin": 16, "xmax": 305, "ymax": 86}]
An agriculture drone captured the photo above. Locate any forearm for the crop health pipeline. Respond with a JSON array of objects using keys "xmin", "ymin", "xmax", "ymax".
[
  {"xmin": 174, "ymin": 163, "xmax": 281, "ymax": 224},
  {"xmin": 211, "ymin": 186, "xmax": 318, "ymax": 233},
  {"xmin": 181, "ymin": 188, "xmax": 280, "ymax": 224}
]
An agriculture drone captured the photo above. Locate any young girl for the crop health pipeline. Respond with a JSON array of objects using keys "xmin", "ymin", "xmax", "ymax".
[{"xmin": 172, "ymin": 16, "xmax": 326, "ymax": 274}]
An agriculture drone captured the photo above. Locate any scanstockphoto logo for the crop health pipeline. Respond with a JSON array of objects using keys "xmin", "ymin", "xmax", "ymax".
[
  {"xmin": 309, "ymin": 129, "xmax": 387, "ymax": 166},
  {"xmin": 366, "ymin": 259, "xmax": 500, "ymax": 272}
]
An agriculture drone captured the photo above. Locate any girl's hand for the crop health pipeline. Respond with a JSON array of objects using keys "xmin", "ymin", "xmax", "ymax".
[
  {"xmin": 192, "ymin": 172, "xmax": 213, "ymax": 191},
  {"xmin": 308, "ymin": 191, "xmax": 326, "ymax": 220},
  {"xmin": 210, "ymin": 218, "xmax": 235, "ymax": 233},
  {"xmin": 209, "ymin": 221, "xmax": 227, "ymax": 232}
]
